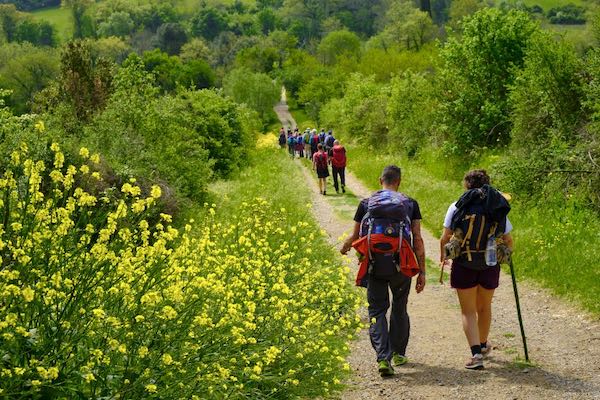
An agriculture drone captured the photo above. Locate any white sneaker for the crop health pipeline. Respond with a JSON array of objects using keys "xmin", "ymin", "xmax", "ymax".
[
  {"xmin": 481, "ymin": 343, "xmax": 492, "ymax": 358},
  {"xmin": 465, "ymin": 354, "xmax": 484, "ymax": 370}
]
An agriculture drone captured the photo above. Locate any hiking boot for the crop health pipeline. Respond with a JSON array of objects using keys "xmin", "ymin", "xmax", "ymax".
[
  {"xmin": 323, "ymin": 191, "xmax": 326, "ymax": 196},
  {"xmin": 378, "ymin": 360, "xmax": 394, "ymax": 377},
  {"xmin": 391, "ymin": 353, "xmax": 408, "ymax": 366},
  {"xmin": 465, "ymin": 354, "xmax": 484, "ymax": 370},
  {"xmin": 342, "ymin": 185, "xmax": 346, "ymax": 193}
]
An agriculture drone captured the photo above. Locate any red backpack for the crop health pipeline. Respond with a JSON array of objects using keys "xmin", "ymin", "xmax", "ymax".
[{"xmin": 314, "ymin": 152, "xmax": 327, "ymax": 169}]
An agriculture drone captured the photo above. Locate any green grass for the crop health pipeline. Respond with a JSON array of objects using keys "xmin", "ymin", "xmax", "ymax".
[{"xmin": 31, "ymin": 5, "xmax": 73, "ymax": 43}]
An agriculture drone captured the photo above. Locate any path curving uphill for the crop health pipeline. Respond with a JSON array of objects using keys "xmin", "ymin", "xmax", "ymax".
[{"xmin": 274, "ymin": 102, "xmax": 600, "ymax": 400}]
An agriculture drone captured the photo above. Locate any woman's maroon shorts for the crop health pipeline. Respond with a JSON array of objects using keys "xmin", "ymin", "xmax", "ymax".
[{"xmin": 450, "ymin": 264, "xmax": 500, "ymax": 290}]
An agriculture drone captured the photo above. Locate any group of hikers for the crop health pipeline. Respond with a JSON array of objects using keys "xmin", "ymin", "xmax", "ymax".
[
  {"xmin": 339, "ymin": 166, "xmax": 513, "ymax": 377},
  {"xmin": 278, "ymin": 127, "xmax": 347, "ymax": 195}
]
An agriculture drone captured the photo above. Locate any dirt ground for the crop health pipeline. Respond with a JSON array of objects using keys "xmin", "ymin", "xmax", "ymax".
[{"xmin": 275, "ymin": 102, "xmax": 600, "ymax": 400}]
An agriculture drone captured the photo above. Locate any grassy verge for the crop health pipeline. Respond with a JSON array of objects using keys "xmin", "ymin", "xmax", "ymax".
[{"xmin": 208, "ymin": 134, "xmax": 362, "ymax": 397}]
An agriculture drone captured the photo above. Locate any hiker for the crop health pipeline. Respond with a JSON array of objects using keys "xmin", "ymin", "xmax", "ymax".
[
  {"xmin": 278, "ymin": 128, "xmax": 286, "ymax": 149},
  {"xmin": 310, "ymin": 129, "xmax": 319, "ymax": 159},
  {"xmin": 295, "ymin": 131, "xmax": 304, "ymax": 158},
  {"xmin": 287, "ymin": 132, "xmax": 295, "ymax": 158},
  {"xmin": 325, "ymin": 130, "xmax": 335, "ymax": 152},
  {"xmin": 341, "ymin": 165, "xmax": 426, "ymax": 377},
  {"xmin": 439, "ymin": 169, "xmax": 513, "ymax": 370},
  {"xmin": 330, "ymin": 140, "xmax": 346, "ymax": 194},
  {"xmin": 312, "ymin": 143, "xmax": 329, "ymax": 195},
  {"xmin": 303, "ymin": 129, "xmax": 311, "ymax": 159},
  {"xmin": 318, "ymin": 129, "xmax": 326, "ymax": 144}
]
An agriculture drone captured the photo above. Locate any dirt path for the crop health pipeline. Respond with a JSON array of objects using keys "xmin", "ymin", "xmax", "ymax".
[{"xmin": 274, "ymin": 103, "xmax": 600, "ymax": 400}]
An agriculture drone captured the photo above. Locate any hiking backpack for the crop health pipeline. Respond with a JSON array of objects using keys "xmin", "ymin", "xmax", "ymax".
[
  {"xmin": 325, "ymin": 135, "xmax": 335, "ymax": 148},
  {"xmin": 287, "ymin": 136, "xmax": 295, "ymax": 146},
  {"xmin": 318, "ymin": 132, "xmax": 326, "ymax": 143},
  {"xmin": 358, "ymin": 190, "xmax": 419, "ymax": 279},
  {"xmin": 314, "ymin": 152, "xmax": 327, "ymax": 169},
  {"xmin": 449, "ymin": 186, "xmax": 509, "ymax": 270}
]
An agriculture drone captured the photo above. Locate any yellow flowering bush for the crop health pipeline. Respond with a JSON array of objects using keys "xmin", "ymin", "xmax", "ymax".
[{"xmin": 0, "ymin": 144, "xmax": 361, "ymax": 398}]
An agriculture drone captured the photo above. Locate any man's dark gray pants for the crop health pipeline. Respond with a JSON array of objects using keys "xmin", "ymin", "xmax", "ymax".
[{"xmin": 367, "ymin": 272, "xmax": 411, "ymax": 362}]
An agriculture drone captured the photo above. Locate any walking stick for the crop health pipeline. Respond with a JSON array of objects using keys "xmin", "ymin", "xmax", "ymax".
[{"xmin": 509, "ymin": 259, "xmax": 530, "ymax": 362}]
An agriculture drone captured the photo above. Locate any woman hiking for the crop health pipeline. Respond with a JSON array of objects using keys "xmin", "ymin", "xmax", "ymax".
[
  {"xmin": 439, "ymin": 170, "xmax": 513, "ymax": 370},
  {"xmin": 312, "ymin": 143, "xmax": 329, "ymax": 195}
]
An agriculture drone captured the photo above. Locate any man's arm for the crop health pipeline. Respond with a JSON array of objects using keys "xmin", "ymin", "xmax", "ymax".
[
  {"xmin": 341, "ymin": 222, "xmax": 360, "ymax": 255},
  {"xmin": 411, "ymin": 219, "xmax": 426, "ymax": 293}
]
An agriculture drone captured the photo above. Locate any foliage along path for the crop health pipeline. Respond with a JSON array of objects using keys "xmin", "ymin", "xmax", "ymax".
[{"xmin": 273, "ymin": 102, "xmax": 600, "ymax": 400}]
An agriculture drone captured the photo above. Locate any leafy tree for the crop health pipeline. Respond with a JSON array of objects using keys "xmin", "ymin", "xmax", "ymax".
[
  {"xmin": 258, "ymin": 7, "xmax": 278, "ymax": 34},
  {"xmin": 59, "ymin": 40, "xmax": 114, "ymax": 122},
  {"xmin": 223, "ymin": 67, "xmax": 279, "ymax": 127},
  {"xmin": 371, "ymin": 2, "xmax": 437, "ymax": 51},
  {"xmin": 64, "ymin": 0, "xmax": 93, "ymax": 39},
  {"xmin": 179, "ymin": 59, "xmax": 215, "ymax": 90},
  {"xmin": 236, "ymin": 45, "xmax": 280, "ymax": 73},
  {"xmin": 498, "ymin": 32, "xmax": 585, "ymax": 199},
  {"xmin": 0, "ymin": 4, "xmax": 56, "ymax": 46},
  {"xmin": 547, "ymin": 4, "xmax": 586, "ymax": 25},
  {"xmin": 0, "ymin": 45, "xmax": 59, "ymax": 114},
  {"xmin": 317, "ymin": 29, "xmax": 360, "ymax": 65},
  {"xmin": 97, "ymin": 11, "xmax": 135, "ymax": 38},
  {"xmin": 387, "ymin": 71, "xmax": 437, "ymax": 155},
  {"xmin": 332, "ymin": 73, "xmax": 389, "ymax": 146},
  {"xmin": 449, "ymin": 0, "xmax": 486, "ymax": 26},
  {"xmin": 437, "ymin": 8, "xmax": 538, "ymax": 152},
  {"xmin": 142, "ymin": 49, "xmax": 181, "ymax": 91},
  {"xmin": 191, "ymin": 7, "xmax": 228, "ymax": 40},
  {"xmin": 297, "ymin": 67, "xmax": 345, "ymax": 126},
  {"xmin": 154, "ymin": 22, "xmax": 188, "ymax": 55},
  {"xmin": 88, "ymin": 36, "xmax": 132, "ymax": 63},
  {"xmin": 180, "ymin": 38, "xmax": 213, "ymax": 64},
  {"xmin": 510, "ymin": 32, "xmax": 584, "ymax": 149}
]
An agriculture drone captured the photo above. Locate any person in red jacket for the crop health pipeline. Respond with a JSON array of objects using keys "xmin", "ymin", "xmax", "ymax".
[{"xmin": 330, "ymin": 140, "xmax": 347, "ymax": 194}]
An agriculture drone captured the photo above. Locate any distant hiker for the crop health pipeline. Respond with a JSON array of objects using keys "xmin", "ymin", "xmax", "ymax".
[
  {"xmin": 287, "ymin": 132, "xmax": 295, "ymax": 158},
  {"xmin": 330, "ymin": 140, "xmax": 346, "ymax": 194},
  {"xmin": 341, "ymin": 165, "xmax": 426, "ymax": 377},
  {"xmin": 310, "ymin": 129, "xmax": 319, "ymax": 159},
  {"xmin": 325, "ymin": 130, "xmax": 335, "ymax": 152},
  {"xmin": 312, "ymin": 143, "xmax": 329, "ymax": 195},
  {"xmin": 439, "ymin": 169, "xmax": 513, "ymax": 370},
  {"xmin": 318, "ymin": 129, "xmax": 326, "ymax": 144},
  {"xmin": 303, "ymin": 129, "xmax": 311, "ymax": 159},
  {"xmin": 278, "ymin": 128, "xmax": 286, "ymax": 149},
  {"xmin": 295, "ymin": 132, "xmax": 304, "ymax": 158}
]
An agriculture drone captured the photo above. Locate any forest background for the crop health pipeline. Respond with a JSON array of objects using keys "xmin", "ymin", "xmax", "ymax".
[{"xmin": 0, "ymin": 0, "xmax": 600, "ymax": 398}]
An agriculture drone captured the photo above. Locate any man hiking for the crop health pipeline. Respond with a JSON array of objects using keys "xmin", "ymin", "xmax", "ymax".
[
  {"xmin": 330, "ymin": 140, "xmax": 346, "ymax": 194},
  {"xmin": 341, "ymin": 165, "xmax": 426, "ymax": 377},
  {"xmin": 303, "ymin": 129, "xmax": 311, "ymax": 159},
  {"xmin": 325, "ymin": 130, "xmax": 335, "ymax": 152},
  {"xmin": 287, "ymin": 131, "xmax": 295, "ymax": 158}
]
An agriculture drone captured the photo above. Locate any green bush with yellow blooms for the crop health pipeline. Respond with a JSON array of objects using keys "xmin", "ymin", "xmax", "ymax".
[{"xmin": 0, "ymin": 142, "xmax": 361, "ymax": 398}]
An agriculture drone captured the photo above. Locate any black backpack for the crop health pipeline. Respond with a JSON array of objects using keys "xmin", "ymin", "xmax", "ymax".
[{"xmin": 450, "ymin": 185, "xmax": 510, "ymax": 270}]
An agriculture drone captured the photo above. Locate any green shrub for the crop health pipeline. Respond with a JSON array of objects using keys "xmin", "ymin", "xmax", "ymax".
[
  {"xmin": 0, "ymin": 143, "xmax": 361, "ymax": 398},
  {"xmin": 437, "ymin": 8, "xmax": 539, "ymax": 153}
]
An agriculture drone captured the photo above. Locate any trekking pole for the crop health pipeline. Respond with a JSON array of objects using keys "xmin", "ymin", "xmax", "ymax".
[{"xmin": 509, "ymin": 259, "xmax": 530, "ymax": 362}]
